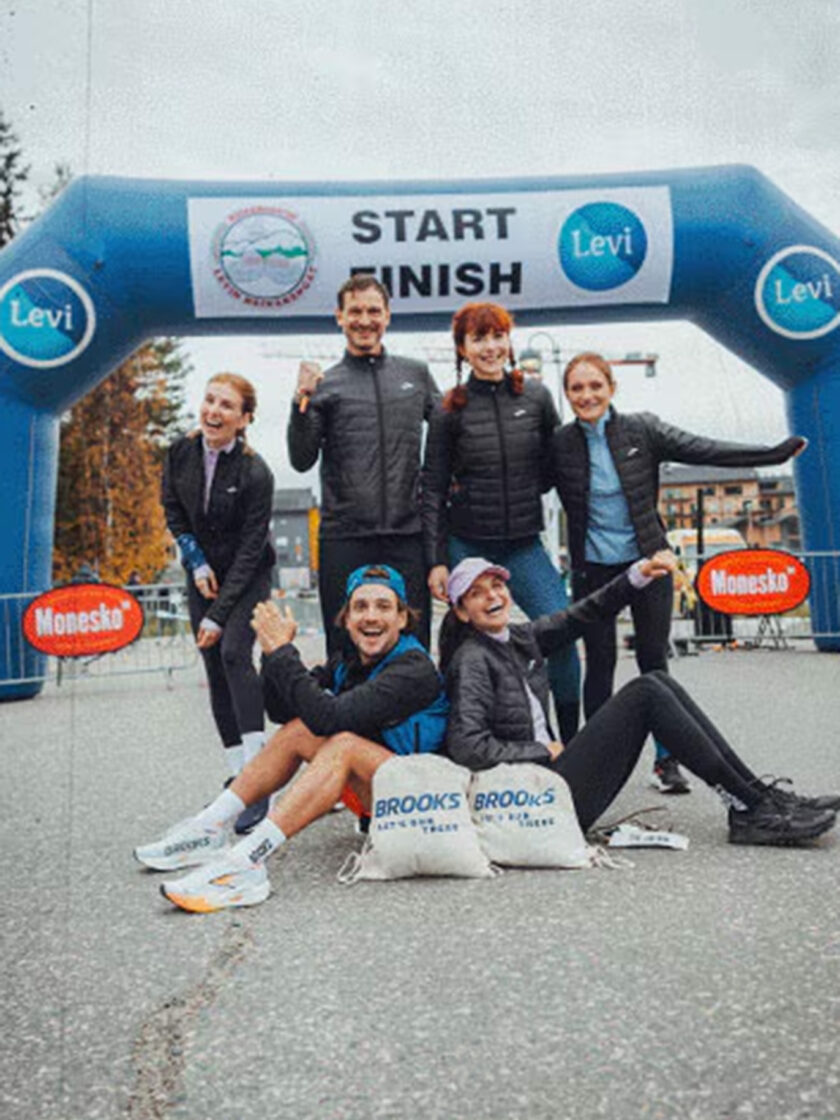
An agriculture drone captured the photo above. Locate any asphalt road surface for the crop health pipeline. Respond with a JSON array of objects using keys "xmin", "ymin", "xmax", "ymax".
[{"xmin": 3, "ymin": 640, "xmax": 839, "ymax": 1120}]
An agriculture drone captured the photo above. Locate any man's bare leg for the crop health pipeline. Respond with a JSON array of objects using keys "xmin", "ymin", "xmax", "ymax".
[
  {"xmin": 232, "ymin": 717, "xmax": 326, "ymax": 805},
  {"xmin": 157, "ymin": 735, "xmax": 392, "ymax": 911},
  {"xmin": 269, "ymin": 732, "xmax": 390, "ymax": 838}
]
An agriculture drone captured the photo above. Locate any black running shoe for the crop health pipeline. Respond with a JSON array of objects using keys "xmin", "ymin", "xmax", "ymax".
[
  {"xmin": 651, "ymin": 756, "xmax": 691, "ymax": 795},
  {"xmin": 759, "ymin": 777, "xmax": 840, "ymax": 813},
  {"xmin": 728, "ymin": 793, "xmax": 836, "ymax": 846},
  {"xmin": 234, "ymin": 796, "xmax": 270, "ymax": 835}
]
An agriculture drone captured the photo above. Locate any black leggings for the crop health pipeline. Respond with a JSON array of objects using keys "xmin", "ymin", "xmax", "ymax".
[
  {"xmin": 551, "ymin": 671, "xmax": 761, "ymax": 831},
  {"xmin": 573, "ymin": 561, "xmax": 673, "ymax": 718},
  {"xmin": 187, "ymin": 572, "xmax": 271, "ymax": 747}
]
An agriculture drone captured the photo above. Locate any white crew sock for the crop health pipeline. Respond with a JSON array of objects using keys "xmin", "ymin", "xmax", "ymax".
[
  {"xmin": 229, "ymin": 818, "xmax": 286, "ymax": 867},
  {"xmin": 224, "ymin": 744, "xmax": 245, "ymax": 777},
  {"xmin": 193, "ymin": 788, "xmax": 246, "ymax": 830},
  {"xmin": 242, "ymin": 731, "xmax": 266, "ymax": 766}
]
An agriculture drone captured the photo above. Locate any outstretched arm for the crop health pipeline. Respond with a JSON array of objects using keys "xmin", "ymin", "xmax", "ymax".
[
  {"xmin": 532, "ymin": 551, "xmax": 677, "ymax": 654},
  {"xmin": 649, "ymin": 414, "xmax": 807, "ymax": 468}
]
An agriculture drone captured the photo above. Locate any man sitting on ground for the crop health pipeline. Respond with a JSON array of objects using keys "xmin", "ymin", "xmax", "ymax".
[{"xmin": 134, "ymin": 565, "xmax": 448, "ymax": 912}]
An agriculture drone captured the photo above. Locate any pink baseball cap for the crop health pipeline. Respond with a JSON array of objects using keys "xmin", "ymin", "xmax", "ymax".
[{"xmin": 447, "ymin": 557, "xmax": 511, "ymax": 604}]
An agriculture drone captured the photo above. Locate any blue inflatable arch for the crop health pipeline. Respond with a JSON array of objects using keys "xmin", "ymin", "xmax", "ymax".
[{"xmin": 2, "ymin": 164, "xmax": 840, "ymax": 696}]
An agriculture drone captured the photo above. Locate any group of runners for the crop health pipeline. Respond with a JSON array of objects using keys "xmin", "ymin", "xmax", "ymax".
[{"xmin": 136, "ymin": 275, "xmax": 838, "ymax": 912}]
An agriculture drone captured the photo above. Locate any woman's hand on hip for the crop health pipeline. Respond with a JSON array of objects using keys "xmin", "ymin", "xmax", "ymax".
[{"xmin": 428, "ymin": 564, "xmax": 450, "ymax": 603}]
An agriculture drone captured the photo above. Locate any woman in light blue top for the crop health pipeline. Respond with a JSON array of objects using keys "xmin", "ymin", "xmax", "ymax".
[{"xmin": 552, "ymin": 352, "xmax": 807, "ymax": 793}]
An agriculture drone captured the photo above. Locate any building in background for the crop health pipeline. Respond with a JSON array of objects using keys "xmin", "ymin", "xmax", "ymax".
[
  {"xmin": 271, "ymin": 488, "xmax": 319, "ymax": 591},
  {"xmin": 658, "ymin": 465, "xmax": 800, "ymax": 551}
]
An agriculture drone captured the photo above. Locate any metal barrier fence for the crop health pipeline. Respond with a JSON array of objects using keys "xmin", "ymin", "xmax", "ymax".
[
  {"xmin": 0, "ymin": 584, "xmax": 200, "ymax": 690},
  {"xmin": 0, "ymin": 583, "xmax": 327, "ymax": 692},
  {"xmin": 1, "ymin": 552, "xmax": 838, "ymax": 692},
  {"xmin": 668, "ymin": 550, "xmax": 840, "ymax": 652}
]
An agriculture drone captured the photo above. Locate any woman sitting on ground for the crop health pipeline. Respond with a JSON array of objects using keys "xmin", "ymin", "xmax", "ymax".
[
  {"xmin": 440, "ymin": 555, "xmax": 838, "ymax": 847},
  {"xmin": 135, "ymin": 565, "xmax": 448, "ymax": 912}
]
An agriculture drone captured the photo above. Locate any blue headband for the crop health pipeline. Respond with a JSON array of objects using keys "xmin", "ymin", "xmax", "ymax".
[{"xmin": 345, "ymin": 564, "xmax": 407, "ymax": 603}]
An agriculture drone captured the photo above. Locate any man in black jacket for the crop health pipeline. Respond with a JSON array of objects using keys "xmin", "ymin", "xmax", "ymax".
[{"xmin": 288, "ymin": 275, "xmax": 439, "ymax": 651}]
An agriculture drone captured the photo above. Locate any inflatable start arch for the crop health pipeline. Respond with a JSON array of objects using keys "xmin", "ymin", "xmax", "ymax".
[{"xmin": 2, "ymin": 164, "xmax": 840, "ymax": 697}]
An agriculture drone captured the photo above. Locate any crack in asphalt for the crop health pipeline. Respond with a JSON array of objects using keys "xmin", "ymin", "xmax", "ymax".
[{"xmin": 125, "ymin": 917, "xmax": 254, "ymax": 1119}]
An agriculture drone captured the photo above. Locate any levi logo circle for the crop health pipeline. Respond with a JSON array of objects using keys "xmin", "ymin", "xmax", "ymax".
[
  {"xmin": 695, "ymin": 549, "xmax": 810, "ymax": 617},
  {"xmin": 22, "ymin": 584, "xmax": 144, "ymax": 657},
  {"xmin": 755, "ymin": 245, "xmax": 840, "ymax": 340},
  {"xmin": 558, "ymin": 201, "xmax": 648, "ymax": 291},
  {"xmin": 0, "ymin": 268, "xmax": 96, "ymax": 369}
]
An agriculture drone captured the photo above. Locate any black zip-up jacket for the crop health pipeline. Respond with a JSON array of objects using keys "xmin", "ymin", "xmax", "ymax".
[
  {"xmin": 162, "ymin": 434, "xmax": 275, "ymax": 627},
  {"xmin": 445, "ymin": 571, "xmax": 635, "ymax": 771},
  {"xmin": 421, "ymin": 374, "xmax": 559, "ymax": 567},
  {"xmin": 261, "ymin": 643, "xmax": 441, "ymax": 744},
  {"xmin": 287, "ymin": 349, "xmax": 439, "ymax": 539},
  {"xmin": 551, "ymin": 409, "xmax": 804, "ymax": 571}
]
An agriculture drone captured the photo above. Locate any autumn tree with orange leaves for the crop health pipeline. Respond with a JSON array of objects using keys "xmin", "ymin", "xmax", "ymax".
[{"xmin": 53, "ymin": 339, "xmax": 192, "ymax": 584}]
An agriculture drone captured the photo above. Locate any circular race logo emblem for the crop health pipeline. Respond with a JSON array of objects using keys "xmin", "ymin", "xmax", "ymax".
[
  {"xmin": 211, "ymin": 205, "xmax": 317, "ymax": 308},
  {"xmin": 755, "ymin": 245, "xmax": 840, "ymax": 340},
  {"xmin": 558, "ymin": 202, "xmax": 648, "ymax": 291},
  {"xmin": 0, "ymin": 269, "xmax": 96, "ymax": 369}
]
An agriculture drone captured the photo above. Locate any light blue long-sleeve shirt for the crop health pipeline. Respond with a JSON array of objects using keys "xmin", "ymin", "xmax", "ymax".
[{"xmin": 582, "ymin": 413, "xmax": 640, "ymax": 564}]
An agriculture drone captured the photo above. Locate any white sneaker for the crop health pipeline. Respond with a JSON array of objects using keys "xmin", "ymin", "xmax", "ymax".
[
  {"xmin": 160, "ymin": 859, "xmax": 270, "ymax": 913},
  {"xmin": 134, "ymin": 817, "xmax": 228, "ymax": 871}
]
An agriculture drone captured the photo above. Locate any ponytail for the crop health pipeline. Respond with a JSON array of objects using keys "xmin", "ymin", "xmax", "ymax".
[{"xmin": 438, "ymin": 607, "xmax": 473, "ymax": 674}]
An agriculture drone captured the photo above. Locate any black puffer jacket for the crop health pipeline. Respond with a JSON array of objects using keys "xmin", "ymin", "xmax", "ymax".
[
  {"xmin": 421, "ymin": 374, "xmax": 559, "ymax": 566},
  {"xmin": 445, "ymin": 571, "xmax": 634, "ymax": 770},
  {"xmin": 162, "ymin": 434, "xmax": 275, "ymax": 627},
  {"xmin": 287, "ymin": 349, "xmax": 438, "ymax": 539},
  {"xmin": 552, "ymin": 409, "xmax": 803, "ymax": 570}
]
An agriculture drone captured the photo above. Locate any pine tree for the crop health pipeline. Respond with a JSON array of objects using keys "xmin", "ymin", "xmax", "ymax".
[{"xmin": 0, "ymin": 107, "xmax": 29, "ymax": 248}]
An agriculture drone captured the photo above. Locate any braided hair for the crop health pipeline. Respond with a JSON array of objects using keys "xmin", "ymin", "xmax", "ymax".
[{"xmin": 444, "ymin": 302, "xmax": 524, "ymax": 413}]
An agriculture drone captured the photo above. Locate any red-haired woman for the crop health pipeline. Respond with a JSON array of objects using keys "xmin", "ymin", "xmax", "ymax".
[
  {"xmin": 162, "ymin": 373, "xmax": 276, "ymax": 832},
  {"xmin": 422, "ymin": 302, "xmax": 581, "ymax": 742},
  {"xmin": 553, "ymin": 351, "xmax": 807, "ymax": 792}
]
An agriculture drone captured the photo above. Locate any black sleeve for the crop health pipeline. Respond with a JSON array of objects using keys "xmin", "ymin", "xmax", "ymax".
[
  {"xmin": 424, "ymin": 365, "xmax": 442, "ymax": 419},
  {"xmin": 420, "ymin": 403, "xmax": 454, "ymax": 569},
  {"xmin": 261, "ymin": 656, "xmax": 331, "ymax": 725},
  {"xmin": 287, "ymin": 391, "xmax": 327, "ymax": 472},
  {"xmin": 260, "ymin": 646, "xmax": 441, "ymax": 739},
  {"xmin": 539, "ymin": 386, "xmax": 561, "ymax": 494},
  {"xmin": 530, "ymin": 571, "xmax": 635, "ymax": 653},
  {"xmin": 445, "ymin": 649, "xmax": 552, "ymax": 770},
  {"xmin": 647, "ymin": 413, "xmax": 804, "ymax": 468},
  {"xmin": 205, "ymin": 457, "xmax": 274, "ymax": 627},
  {"xmin": 161, "ymin": 443, "xmax": 193, "ymax": 540}
]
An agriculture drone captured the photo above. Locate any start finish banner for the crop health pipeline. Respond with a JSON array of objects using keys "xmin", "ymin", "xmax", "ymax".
[{"xmin": 187, "ymin": 186, "xmax": 673, "ymax": 318}]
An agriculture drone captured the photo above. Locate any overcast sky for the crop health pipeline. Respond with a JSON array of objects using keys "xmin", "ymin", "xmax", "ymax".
[{"xmin": 3, "ymin": 0, "xmax": 840, "ymax": 487}]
